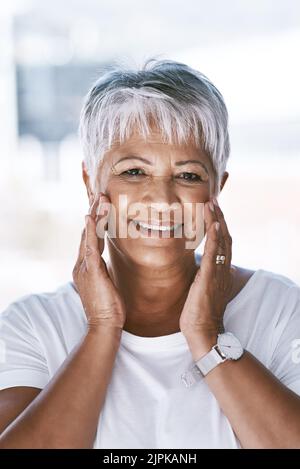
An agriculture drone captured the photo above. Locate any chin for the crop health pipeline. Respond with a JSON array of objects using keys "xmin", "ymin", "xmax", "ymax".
[
  {"xmin": 129, "ymin": 249, "xmax": 183, "ymax": 268},
  {"xmin": 116, "ymin": 238, "xmax": 186, "ymax": 265}
]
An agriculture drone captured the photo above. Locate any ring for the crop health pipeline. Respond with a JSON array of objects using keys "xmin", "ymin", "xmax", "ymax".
[{"xmin": 216, "ymin": 254, "xmax": 226, "ymax": 265}]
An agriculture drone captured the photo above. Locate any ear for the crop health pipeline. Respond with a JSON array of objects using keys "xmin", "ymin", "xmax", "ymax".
[
  {"xmin": 219, "ymin": 171, "xmax": 229, "ymax": 193},
  {"xmin": 82, "ymin": 161, "xmax": 94, "ymax": 203}
]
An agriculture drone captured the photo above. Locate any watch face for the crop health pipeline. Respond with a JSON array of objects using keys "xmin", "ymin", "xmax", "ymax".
[{"xmin": 217, "ymin": 332, "xmax": 243, "ymax": 360}]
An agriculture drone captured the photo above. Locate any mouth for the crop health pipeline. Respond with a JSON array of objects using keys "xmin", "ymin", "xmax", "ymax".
[{"xmin": 129, "ymin": 219, "xmax": 184, "ymax": 235}]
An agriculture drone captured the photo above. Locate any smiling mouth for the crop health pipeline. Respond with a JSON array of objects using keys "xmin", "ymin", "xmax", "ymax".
[{"xmin": 130, "ymin": 219, "xmax": 183, "ymax": 232}]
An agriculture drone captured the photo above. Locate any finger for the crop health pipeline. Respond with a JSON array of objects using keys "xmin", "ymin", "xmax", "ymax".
[
  {"xmin": 91, "ymin": 193, "xmax": 105, "ymax": 255},
  {"xmin": 95, "ymin": 192, "xmax": 111, "ymax": 244},
  {"xmin": 87, "ymin": 192, "xmax": 104, "ymax": 258},
  {"xmin": 212, "ymin": 198, "xmax": 232, "ymax": 268},
  {"xmin": 85, "ymin": 214, "xmax": 101, "ymax": 270},
  {"xmin": 73, "ymin": 226, "xmax": 86, "ymax": 275},
  {"xmin": 204, "ymin": 199, "xmax": 226, "ymax": 258},
  {"xmin": 204, "ymin": 199, "xmax": 217, "ymax": 233},
  {"xmin": 212, "ymin": 198, "xmax": 233, "ymax": 294},
  {"xmin": 204, "ymin": 199, "xmax": 225, "ymax": 245},
  {"xmin": 199, "ymin": 220, "xmax": 220, "ymax": 284},
  {"xmin": 89, "ymin": 193, "xmax": 100, "ymax": 219},
  {"xmin": 202, "ymin": 201, "xmax": 217, "ymax": 274},
  {"xmin": 96, "ymin": 192, "xmax": 110, "ymax": 219}
]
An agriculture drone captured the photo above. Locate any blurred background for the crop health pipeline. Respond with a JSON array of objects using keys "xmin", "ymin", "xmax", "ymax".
[{"xmin": 0, "ymin": 0, "xmax": 299, "ymax": 310}]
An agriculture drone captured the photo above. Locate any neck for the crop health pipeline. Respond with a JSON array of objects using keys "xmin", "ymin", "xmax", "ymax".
[{"xmin": 107, "ymin": 241, "xmax": 199, "ymax": 337}]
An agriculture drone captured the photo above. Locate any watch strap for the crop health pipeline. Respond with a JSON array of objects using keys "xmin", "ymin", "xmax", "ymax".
[
  {"xmin": 181, "ymin": 345, "xmax": 226, "ymax": 388},
  {"xmin": 195, "ymin": 345, "xmax": 226, "ymax": 376}
]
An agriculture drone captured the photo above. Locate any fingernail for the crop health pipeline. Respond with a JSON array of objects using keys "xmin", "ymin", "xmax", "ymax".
[
  {"xmin": 215, "ymin": 222, "xmax": 220, "ymax": 231},
  {"xmin": 213, "ymin": 197, "xmax": 219, "ymax": 207},
  {"xmin": 209, "ymin": 200, "xmax": 214, "ymax": 212}
]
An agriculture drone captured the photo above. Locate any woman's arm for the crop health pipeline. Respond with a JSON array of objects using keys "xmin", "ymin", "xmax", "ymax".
[
  {"xmin": 188, "ymin": 336, "xmax": 300, "ymax": 448},
  {"xmin": 180, "ymin": 198, "xmax": 300, "ymax": 448},
  {"xmin": 0, "ymin": 326, "xmax": 121, "ymax": 448},
  {"xmin": 0, "ymin": 193, "xmax": 126, "ymax": 448}
]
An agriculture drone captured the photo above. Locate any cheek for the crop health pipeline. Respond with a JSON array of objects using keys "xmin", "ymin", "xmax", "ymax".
[
  {"xmin": 183, "ymin": 202, "xmax": 205, "ymax": 236},
  {"xmin": 105, "ymin": 187, "xmax": 138, "ymax": 231},
  {"xmin": 104, "ymin": 174, "xmax": 140, "ymax": 200}
]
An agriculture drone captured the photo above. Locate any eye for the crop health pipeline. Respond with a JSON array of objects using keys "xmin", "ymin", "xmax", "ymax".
[
  {"xmin": 176, "ymin": 172, "xmax": 204, "ymax": 183},
  {"xmin": 121, "ymin": 168, "xmax": 146, "ymax": 177}
]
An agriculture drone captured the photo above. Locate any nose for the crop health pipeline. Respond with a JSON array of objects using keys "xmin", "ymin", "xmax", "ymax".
[
  {"xmin": 144, "ymin": 176, "xmax": 179, "ymax": 205},
  {"xmin": 141, "ymin": 175, "xmax": 181, "ymax": 221}
]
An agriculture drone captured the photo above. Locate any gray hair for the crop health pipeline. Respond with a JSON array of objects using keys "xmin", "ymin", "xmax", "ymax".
[{"xmin": 78, "ymin": 58, "xmax": 230, "ymax": 195}]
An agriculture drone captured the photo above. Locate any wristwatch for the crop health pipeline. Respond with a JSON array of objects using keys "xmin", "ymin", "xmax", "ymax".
[{"xmin": 181, "ymin": 332, "xmax": 244, "ymax": 388}]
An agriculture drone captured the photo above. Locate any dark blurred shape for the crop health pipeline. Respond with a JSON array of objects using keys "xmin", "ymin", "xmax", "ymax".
[{"xmin": 16, "ymin": 63, "xmax": 113, "ymax": 142}]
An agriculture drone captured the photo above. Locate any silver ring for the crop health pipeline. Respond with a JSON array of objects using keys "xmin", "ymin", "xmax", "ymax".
[{"xmin": 216, "ymin": 254, "xmax": 226, "ymax": 265}]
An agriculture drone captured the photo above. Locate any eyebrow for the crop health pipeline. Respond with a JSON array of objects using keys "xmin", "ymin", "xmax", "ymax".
[
  {"xmin": 115, "ymin": 156, "xmax": 209, "ymax": 175},
  {"xmin": 175, "ymin": 159, "xmax": 209, "ymax": 175},
  {"xmin": 115, "ymin": 156, "xmax": 151, "ymax": 166}
]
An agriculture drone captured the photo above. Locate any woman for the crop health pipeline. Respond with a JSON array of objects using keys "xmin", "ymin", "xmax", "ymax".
[{"xmin": 0, "ymin": 59, "xmax": 300, "ymax": 449}]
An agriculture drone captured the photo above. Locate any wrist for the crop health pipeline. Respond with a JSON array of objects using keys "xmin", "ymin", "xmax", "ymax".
[
  {"xmin": 87, "ymin": 323, "xmax": 123, "ymax": 342},
  {"xmin": 185, "ymin": 333, "xmax": 218, "ymax": 362}
]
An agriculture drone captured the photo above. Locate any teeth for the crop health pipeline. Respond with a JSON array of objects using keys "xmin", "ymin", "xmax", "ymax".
[{"xmin": 132, "ymin": 220, "xmax": 182, "ymax": 231}]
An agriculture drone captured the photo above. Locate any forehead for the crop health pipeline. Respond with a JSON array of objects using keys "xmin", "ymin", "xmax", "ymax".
[{"xmin": 103, "ymin": 128, "xmax": 213, "ymax": 170}]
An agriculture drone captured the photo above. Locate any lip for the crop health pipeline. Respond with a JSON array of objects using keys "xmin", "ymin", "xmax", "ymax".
[{"xmin": 129, "ymin": 219, "xmax": 183, "ymax": 229}]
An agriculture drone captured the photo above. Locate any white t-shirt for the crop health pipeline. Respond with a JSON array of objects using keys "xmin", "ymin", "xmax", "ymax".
[{"xmin": 1, "ymin": 259, "xmax": 300, "ymax": 449}]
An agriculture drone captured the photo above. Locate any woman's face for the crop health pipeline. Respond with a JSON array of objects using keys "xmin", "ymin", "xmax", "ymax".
[{"xmin": 94, "ymin": 129, "xmax": 216, "ymax": 267}]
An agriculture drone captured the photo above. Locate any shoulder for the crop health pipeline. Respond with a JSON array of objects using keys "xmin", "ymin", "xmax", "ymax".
[
  {"xmin": 0, "ymin": 281, "xmax": 84, "ymax": 329},
  {"xmin": 232, "ymin": 264, "xmax": 299, "ymax": 298},
  {"xmin": 0, "ymin": 282, "xmax": 82, "ymax": 391},
  {"xmin": 230, "ymin": 265, "xmax": 300, "ymax": 335},
  {"xmin": 226, "ymin": 263, "xmax": 300, "ymax": 329},
  {"xmin": 226, "ymin": 266, "xmax": 300, "ymax": 369}
]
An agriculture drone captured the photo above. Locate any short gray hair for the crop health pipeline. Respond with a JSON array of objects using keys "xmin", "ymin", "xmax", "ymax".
[{"xmin": 78, "ymin": 58, "xmax": 230, "ymax": 195}]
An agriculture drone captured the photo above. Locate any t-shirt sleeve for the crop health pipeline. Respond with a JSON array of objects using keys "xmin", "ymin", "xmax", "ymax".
[
  {"xmin": 268, "ymin": 285, "xmax": 300, "ymax": 396},
  {"xmin": 0, "ymin": 300, "xmax": 50, "ymax": 391}
]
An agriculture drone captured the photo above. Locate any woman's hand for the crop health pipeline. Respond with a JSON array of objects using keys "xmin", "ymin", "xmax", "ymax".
[
  {"xmin": 179, "ymin": 198, "xmax": 235, "ymax": 360},
  {"xmin": 72, "ymin": 193, "xmax": 126, "ymax": 333}
]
